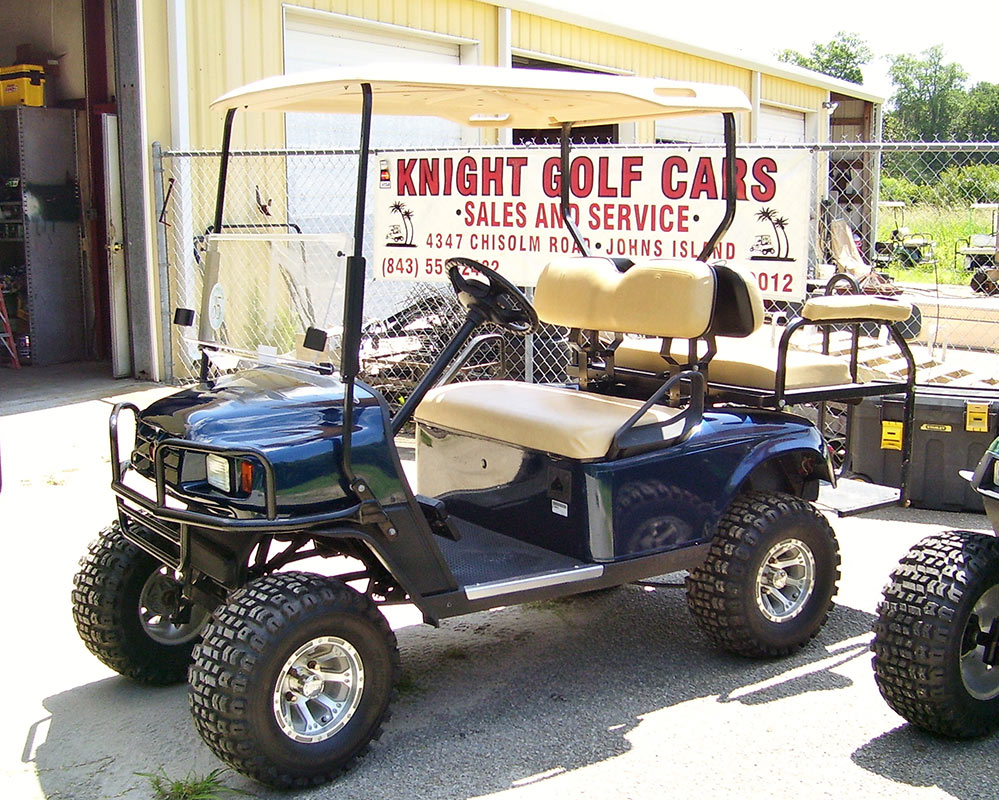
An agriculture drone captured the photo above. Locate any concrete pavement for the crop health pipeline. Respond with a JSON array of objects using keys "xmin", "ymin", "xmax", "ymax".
[{"xmin": 1, "ymin": 362, "xmax": 995, "ymax": 800}]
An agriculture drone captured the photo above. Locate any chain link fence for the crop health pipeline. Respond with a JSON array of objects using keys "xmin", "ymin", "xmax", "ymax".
[{"xmin": 156, "ymin": 142, "xmax": 999, "ymax": 412}]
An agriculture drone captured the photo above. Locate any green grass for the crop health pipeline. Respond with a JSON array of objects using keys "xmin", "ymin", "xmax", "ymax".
[
  {"xmin": 395, "ymin": 669, "xmax": 422, "ymax": 696},
  {"xmin": 877, "ymin": 204, "xmax": 995, "ymax": 285},
  {"xmin": 138, "ymin": 767, "xmax": 252, "ymax": 800}
]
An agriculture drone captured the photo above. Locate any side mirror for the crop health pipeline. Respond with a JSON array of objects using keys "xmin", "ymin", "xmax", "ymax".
[{"xmin": 302, "ymin": 326, "xmax": 328, "ymax": 352}]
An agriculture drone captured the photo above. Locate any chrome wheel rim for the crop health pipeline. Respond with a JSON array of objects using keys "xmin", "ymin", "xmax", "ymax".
[
  {"xmin": 139, "ymin": 567, "xmax": 209, "ymax": 645},
  {"xmin": 273, "ymin": 636, "xmax": 365, "ymax": 743},
  {"xmin": 755, "ymin": 538, "xmax": 816, "ymax": 622},
  {"xmin": 961, "ymin": 584, "xmax": 999, "ymax": 701}
]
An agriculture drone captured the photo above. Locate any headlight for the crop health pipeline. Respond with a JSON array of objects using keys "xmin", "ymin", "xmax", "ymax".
[
  {"xmin": 205, "ymin": 453, "xmax": 232, "ymax": 492},
  {"xmin": 205, "ymin": 453, "xmax": 255, "ymax": 494}
]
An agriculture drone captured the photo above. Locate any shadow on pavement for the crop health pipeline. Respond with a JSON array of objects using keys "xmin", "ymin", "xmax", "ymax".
[
  {"xmin": 35, "ymin": 583, "xmax": 879, "ymax": 799},
  {"xmin": 0, "ymin": 361, "xmax": 157, "ymax": 416},
  {"xmin": 852, "ymin": 724, "xmax": 998, "ymax": 800}
]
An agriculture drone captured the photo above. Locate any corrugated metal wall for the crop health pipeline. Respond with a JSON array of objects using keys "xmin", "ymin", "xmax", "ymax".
[
  {"xmin": 141, "ymin": 0, "xmax": 830, "ymax": 152},
  {"xmin": 143, "ymin": 0, "xmax": 498, "ymax": 151},
  {"xmin": 760, "ymin": 74, "xmax": 826, "ymax": 112}
]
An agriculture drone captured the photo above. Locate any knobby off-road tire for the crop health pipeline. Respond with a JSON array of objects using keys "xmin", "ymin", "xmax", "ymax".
[
  {"xmin": 872, "ymin": 530, "xmax": 999, "ymax": 738},
  {"xmin": 189, "ymin": 571, "xmax": 400, "ymax": 789},
  {"xmin": 72, "ymin": 521, "xmax": 209, "ymax": 684},
  {"xmin": 686, "ymin": 491, "xmax": 840, "ymax": 658}
]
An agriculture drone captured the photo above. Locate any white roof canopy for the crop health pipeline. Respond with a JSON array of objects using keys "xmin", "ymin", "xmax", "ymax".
[{"xmin": 211, "ymin": 63, "xmax": 751, "ymax": 128}]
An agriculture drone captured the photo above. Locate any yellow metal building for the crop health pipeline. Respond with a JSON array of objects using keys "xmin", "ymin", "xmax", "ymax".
[
  {"xmin": 143, "ymin": 0, "xmax": 876, "ymax": 152},
  {"xmin": 0, "ymin": 0, "xmax": 882, "ymax": 379}
]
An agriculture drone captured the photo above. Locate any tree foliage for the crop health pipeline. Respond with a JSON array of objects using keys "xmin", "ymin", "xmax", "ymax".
[
  {"xmin": 880, "ymin": 165, "xmax": 999, "ymax": 206},
  {"xmin": 776, "ymin": 31, "xmax": 872, "ymax": 85},
  {"xmin": 955, "ymin": 81, "xmax": 999, "ymax": 141},
  {"xmin": 886, "ymin": 45, "xmax": 967, "ymax": 141}
]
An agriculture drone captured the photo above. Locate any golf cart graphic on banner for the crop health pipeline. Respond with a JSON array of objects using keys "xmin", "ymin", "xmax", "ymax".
[{"xmin": 374, "ymin": 148, "xmax": 811, "ymax": 300}]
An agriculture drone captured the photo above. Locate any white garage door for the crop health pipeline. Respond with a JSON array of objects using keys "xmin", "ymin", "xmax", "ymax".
[
  {"xmin": 283, "ymin": 19, "xmax": 464, "ymax": 148},
  {"xmin": 758, "ymin": 106, "xmax": 806, "ymax": 143},
  {"xmin": 655, "ymin": 113, "xmax": 726, "ymax": 143}
]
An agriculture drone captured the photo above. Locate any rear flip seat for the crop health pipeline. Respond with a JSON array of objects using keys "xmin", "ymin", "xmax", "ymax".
[
  {"xmin": 615, "ymin": 292, "xmax": 912, "ymax": 392},
  {"xmin": 615, "ymin": 331, "xmax": 851, "ymax": 390}
]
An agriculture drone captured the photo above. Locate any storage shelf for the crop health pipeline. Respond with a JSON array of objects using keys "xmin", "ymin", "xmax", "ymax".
[{"xmin": 0, "ymin": 106, "xmax": 84, "ymax": 366}]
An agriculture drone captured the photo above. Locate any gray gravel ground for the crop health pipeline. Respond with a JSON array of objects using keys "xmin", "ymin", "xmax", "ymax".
[{"xmin": 2, "ymin": 363, "xmax": 996, "ymax": 800}]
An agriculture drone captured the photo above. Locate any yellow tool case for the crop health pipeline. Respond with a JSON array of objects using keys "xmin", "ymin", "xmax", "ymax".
[{"xmin": 1, "ymin": 65, "xmax": 45, "ymax": 107}]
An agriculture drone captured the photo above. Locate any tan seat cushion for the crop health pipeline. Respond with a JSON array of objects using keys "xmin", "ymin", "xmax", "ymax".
[
  {"xmin": 534, "ymin": 257, "xmax": 716, "ymax": 339},
  {"xmin": 615, "ymin": 332, "xmax": 851, "ymax": 391},
  {"xmin": 415, "ymin": 380, "xmax": 680, "ymax": 460},
  {"xmin": 801, "ymin": 295, "xmax": 912, "ymax": 322}
]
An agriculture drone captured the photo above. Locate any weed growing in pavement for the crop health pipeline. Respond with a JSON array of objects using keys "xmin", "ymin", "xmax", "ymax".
[
  {"xmin": 395, "ymin": 668, "xmax": 423, "ymax": 696},
  {"xmin": 137, "ymin": 767, "xmax": 252, "ymax": 800}
]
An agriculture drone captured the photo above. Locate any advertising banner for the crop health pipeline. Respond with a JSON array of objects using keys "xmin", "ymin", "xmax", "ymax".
[{"xmin": 373, "ymin": 147, "xmax": 812, "ymax": 301}]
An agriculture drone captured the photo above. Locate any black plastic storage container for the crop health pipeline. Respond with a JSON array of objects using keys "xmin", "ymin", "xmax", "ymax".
[{"xmin": 849, "ymin": 385, "xmax": 999, "ymax": 512}]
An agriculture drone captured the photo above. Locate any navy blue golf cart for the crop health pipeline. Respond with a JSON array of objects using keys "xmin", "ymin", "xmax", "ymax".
[{"xmin": 72, "ymin": 65, "xmax": 917, "ymax": 788}]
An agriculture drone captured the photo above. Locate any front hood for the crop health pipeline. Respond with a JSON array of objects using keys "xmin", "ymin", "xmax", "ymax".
[
  {"xmin": 139, "ymin": 365, "xmax": 374, "ymax": 448},
  {"xmin": 131, "ymin": 366, "xmax": 387, "ymax": 515}
]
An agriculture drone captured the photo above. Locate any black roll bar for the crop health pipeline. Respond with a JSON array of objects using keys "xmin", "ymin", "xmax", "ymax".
[
  {"xmin": 697, "ymin": 112, "xmax": 738, "ymax": 262},
  {"xmin": 212, "ymin": 108, "xmax": 237, "ymax": 234},
  {"xmin": 340, "ymin": 83, "xmax": 374, "ymax": 488},
  {"xmin": 560, "ymin": 121, "xmax": 589, "ymax": 256}
]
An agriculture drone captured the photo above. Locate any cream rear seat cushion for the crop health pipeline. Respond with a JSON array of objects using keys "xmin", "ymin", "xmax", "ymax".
[
  {"xmin": 802, "ymin": 295, "xmax": 912, "ymax": 322},
  {"xmin": 615, "ymin": 331, "xmax": 851, "ymax": 390},
  {"xmin": 534, "ymin": 257, "xmax": 715, "ymax": 339},
  {"xmin": 415, "ymin": 381, "xmax": 681, "ymax": 460}
]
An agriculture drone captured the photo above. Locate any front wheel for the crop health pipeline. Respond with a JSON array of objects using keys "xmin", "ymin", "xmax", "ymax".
[
  {"xmin": 72, "ymin": 521, "xmax": 210, "ymax": 684},
  {"xmin": 686, "ymin": 491, "xmax": 840, "ymax": 658},
  {"xmin": 872, "ymin": 530, "xmax": 999, "ymax": 738},
  {"xmin": 189, "ymin": 572, "xmax": 400, "ymax": 789}
]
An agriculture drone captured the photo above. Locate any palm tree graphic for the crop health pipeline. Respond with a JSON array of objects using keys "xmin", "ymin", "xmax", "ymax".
[
  {"xmin": 401, "ymin": 208, "xmax": 414, "ymax": 245},
  {"xmin": 387, "ymin": 201, "xmax": 416, "ymax": 247},
  {"xmin": 774, "ymin": 216, "xmax": 790, "ymax": 259},
  {"xmin": 752, "ymin": 207, "xmax": 793, "ymax": 261}
]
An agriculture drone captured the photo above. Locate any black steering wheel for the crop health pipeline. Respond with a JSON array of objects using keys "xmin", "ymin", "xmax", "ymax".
[{"xmin": 446, "ymin": 257, "xmax": 539, "ymax": 335}]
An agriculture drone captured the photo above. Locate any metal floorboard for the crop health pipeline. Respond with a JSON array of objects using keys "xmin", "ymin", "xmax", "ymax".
[{"xmin": 436, "ymin": 518, "xmax": 583, "ymax": 587}]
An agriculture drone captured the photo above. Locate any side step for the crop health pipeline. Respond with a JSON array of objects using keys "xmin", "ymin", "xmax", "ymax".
[{"xmin": 464, "ymin": 565, "xmax": 604, "ymax": 601}]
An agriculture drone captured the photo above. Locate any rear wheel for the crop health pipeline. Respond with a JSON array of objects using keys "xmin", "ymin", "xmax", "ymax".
[
  {"xmin": 189, "ymin": 572, "xmax": 400, "ymax": 789},
  {"xmin": 72, "ymin": 521, "xmax": 210, "ymax": 684},
  {"xmin": 872, "ymin": 530, "xmax": 999, "ymax": 738},
  {"xmin": 686, "ymin": 491, "xmax": 840, "ymax": 658}
]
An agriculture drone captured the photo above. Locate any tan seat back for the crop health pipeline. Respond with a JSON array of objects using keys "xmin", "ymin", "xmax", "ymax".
[{"xmin": 533, "ymin": 257, "xmax": 763, "ymax": 339}]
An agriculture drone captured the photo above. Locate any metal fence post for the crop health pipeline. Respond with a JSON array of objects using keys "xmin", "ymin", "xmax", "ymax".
[{"xmin": 152, "ymin": 141, "xmax": 174, "ymax": 383}]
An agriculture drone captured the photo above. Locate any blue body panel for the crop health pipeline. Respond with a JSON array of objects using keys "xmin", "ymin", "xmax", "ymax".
[
  {"xmin": 133, "ymin": 366, "xmax": 408, "ymax": 515},
  {"xmin": 590, "ymin": 409, "xmax": 826, "ymax": 559},
  {"xmin": 417, "ymin": 407, "xmax": 827, "ymax": 562},
  {"xmin": 131, "ymin": 364, "xmax": 827, "ymax": 567}
]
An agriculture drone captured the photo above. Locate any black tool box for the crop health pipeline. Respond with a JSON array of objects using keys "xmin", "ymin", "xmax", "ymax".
[{"xmin": 849, "ymin": 385, "xmax": 999, "ymax": 513}]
